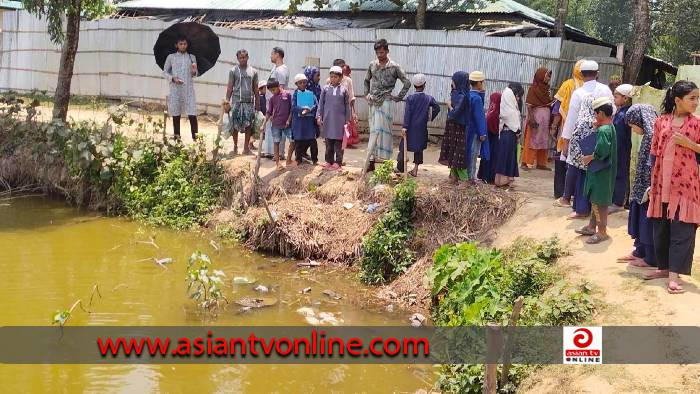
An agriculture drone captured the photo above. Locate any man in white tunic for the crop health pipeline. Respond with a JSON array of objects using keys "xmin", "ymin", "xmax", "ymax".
[
  {"xmin": 163, "ymin": 37, "xmax": 199, "ymax": 141},
  {"xmin": 560, "ymin": 60, "xmax": 616, "ymax": 156}
]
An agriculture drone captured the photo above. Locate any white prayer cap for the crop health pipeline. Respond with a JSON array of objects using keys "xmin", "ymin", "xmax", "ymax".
[
  {"xmin": 469, "ymin": 71, "xmax": 485, "ymax": 82},
  {"xmin": 412, "ymin": 73, "xmax": 427, "ymax": 86},
  {"xmin": 258, "ymin": 80, "xmax": 267, "ymax": 89},
  {"xmin": 294, "ymin": 73, "xmax": 307, "ymax": 83},
  {"xmin": 592, "ymin": 96, "xmax": 612, "ymax": 110},
  {"xmin": 329, "ymin": 66, "xmax": 343, "ymax": 74},
  {"xmin": 580, "ymin": 60, "xmax": 599, "ymax": 72},
  {"xmin": 615, "ymin": 83, "xmax": 634, "ymax": 97}
]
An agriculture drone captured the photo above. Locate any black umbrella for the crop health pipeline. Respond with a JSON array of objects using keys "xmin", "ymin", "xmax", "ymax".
[{"xmin": 153, "ymin": 22, "xmax": 221, "ymax": 76}]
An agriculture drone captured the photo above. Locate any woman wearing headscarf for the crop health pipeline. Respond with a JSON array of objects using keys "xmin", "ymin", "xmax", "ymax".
[
  {"xmin": 565, "ymin": 95, "xmax": 595, "ymax": 217},
  {"xmin": 554, "ymin": 60, "xmax": 585, "ymax": 207},
  {"xmin": 617, "ymin": 104, "xmax": 658, "ymax": 268},
  {"xmin": 477, "ymin": 91, "xmax": 502, "ymax": 183},
  {"xmin": 301, "ymin": 66, "xmax": 322, "ymax": 164},
  {"xmin": 439, "ymin": 71, "xmax": 470, "ymax": 183},
  {"xmin": 521, "ymin": 67, "xmax": 554, "ymax": 170},
  {"xmin": 494, "ymin": 83, "xmax": 524, "ymax": 187}
]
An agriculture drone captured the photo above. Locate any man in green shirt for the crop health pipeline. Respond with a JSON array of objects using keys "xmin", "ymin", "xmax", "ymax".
[{"xmin": 363, "ymin": 39, "xmax": 411, "ymax": 171}]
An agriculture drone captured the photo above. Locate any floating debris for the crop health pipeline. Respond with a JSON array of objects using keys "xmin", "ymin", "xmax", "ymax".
[
  {"xmin": 300, "ymin": 287, "xmax": 312, "ymax": 294},
  {"xmin": 235, "ymin": 297, "xmax": 278, "ymax": 308},
  {"xmin": 233, "ymin": 276, "xmax": 257, "ymax": 285},
  {"xmin": 297, "ymin": 260, "xmax": 321, "ymax": 268},
  {"xmin": 295, "ymin": 307, "xmax": 343, "ymax": 326},
  {"xmin": 236, "ymin": 306, "xmax": 253, "ymax": 314},
  {"xmin": 209, "ymin": 239, "xmax": 220, "ymax": 251},
  {"xmin": 253, "ymin": 284, "xmax": 269, "ymax": 293},
  {"xmin": 322, "ymin": 289, "xmax": 342, "ymax": 300},
  {"xmin": 409, "ymin": 313, "xmax": 426, "ymax": 327}
]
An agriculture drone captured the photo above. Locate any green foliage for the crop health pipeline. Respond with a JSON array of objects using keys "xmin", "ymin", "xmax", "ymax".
[
  {"xmin": 111, "ymin": 140, "xmax": 224, "ymax": 229},
  {"xmin": 1, "ymin": 92, "xmax": 225, "ymax": 229},
  {"xmin": 21, "ymin": 0, "xmax": 114, "ymax": 44},
  {"xmin": 360, "ymin": 209, "xmax": 414, "ymax": 284},
  {"xmin": 427, "ymin": 237, "xmax": 595, "ymax": 393},
  {"xmin": 359, "ymin": 178, "xmax": 416, "ymax": 284},
  {"xmin": 186, "ymin": 251, "xmax": 227, "ymax": 310},
  {"xmin": 370, "ymin": 159, "xmax": 396, "ymax": 186}
]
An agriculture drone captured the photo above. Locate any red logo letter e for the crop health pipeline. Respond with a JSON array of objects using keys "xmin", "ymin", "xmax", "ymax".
[{"xmin": 573, "ymin": 328, "xmax": 593, "ymax": 348}]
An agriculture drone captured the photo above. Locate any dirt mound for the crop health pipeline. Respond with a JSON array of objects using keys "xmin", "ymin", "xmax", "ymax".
[{"xmin": 383, "ymin": 184, "xmax": 519, "ymax": 312}]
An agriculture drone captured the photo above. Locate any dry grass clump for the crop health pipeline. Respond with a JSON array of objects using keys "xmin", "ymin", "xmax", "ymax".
[
  {"xmin": 237, "ymin": 193, "xmax": 383, "ymax": 264},
  {"xmin": 412, "ymin": 183, "xmax": 519, "ymax": 255},
  {"xmin": 384, "ymin": 183, "xmax": 519, "ymax": 311},
  {"xmin": 0, "ymin": 146, "xmax": 105, "ymax": 208}
]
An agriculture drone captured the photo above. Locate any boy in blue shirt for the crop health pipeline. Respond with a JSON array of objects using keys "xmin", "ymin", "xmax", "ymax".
[{"xmin": 467, "ymin": 71, "xmax": 489, "ymax": 183}]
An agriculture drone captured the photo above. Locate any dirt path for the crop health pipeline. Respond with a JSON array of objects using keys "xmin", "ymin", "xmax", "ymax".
[{"xmin": 494, "ymin": 169, "xmax": 700, "ymax": 393}]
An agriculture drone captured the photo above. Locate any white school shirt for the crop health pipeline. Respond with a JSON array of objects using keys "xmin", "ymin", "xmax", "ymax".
[{"xmin": 560, "ymin": 80, "xmax": 615, "ymax": 160}]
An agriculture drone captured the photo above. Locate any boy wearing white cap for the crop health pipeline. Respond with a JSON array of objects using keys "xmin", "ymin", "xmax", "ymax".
[
  {"xmin": 290, "ymin": 73, "xmax": 319, "ymax": 165},
  {"xmin": 467, "ymin": 71, "xmax": 489, "ymax": 183},
  {"xmin": 578, "ymin": 96, "xmax": 617, "ymax": 244},
  {"xmin": 560, "ymin": 60, "xmax": 615, "ymax": 219},
  {"xmin": 396, "ymin": 73, "xmax": 441, "ymax": 176},
  {"xmin": 317, "ymin": 66, "xmax": 352, "ymax": 170},
  {"xmin": 611, "ymin": 83, "xmax": 635, "ymax": 212}
]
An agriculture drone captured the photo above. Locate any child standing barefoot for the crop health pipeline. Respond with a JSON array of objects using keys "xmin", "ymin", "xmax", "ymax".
[
  {"xmin": 578, "ymin": 97, "xmax": 617, "ymax": 244},
  {"xmin": 317, "ymin": 66, "xmax": 351, "ymax": 171}
]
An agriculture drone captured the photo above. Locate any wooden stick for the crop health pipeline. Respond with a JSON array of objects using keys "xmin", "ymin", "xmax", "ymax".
[
  {"xmin": 403, "ymin": 133, "xmax": 408, "ymax": 180},
  {"xmin": 251, "ymin": 125, "xmax": 265, "ymax": 204},
  {"xmin": 483, "ymin": 323, "xmax": 500, "ymax": 394},
  {"xmin": 500, "ymin": 296, "xmax": 525, "ymax": 389},
  {"xmin": 163, "ymin": 95, "xmax": 169, "ymax": 143}
]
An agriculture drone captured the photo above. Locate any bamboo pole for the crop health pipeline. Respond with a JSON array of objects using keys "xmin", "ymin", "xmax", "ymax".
[{"xmin": 500, "ymin": 296, "xmax": 525, "ymax": 389}]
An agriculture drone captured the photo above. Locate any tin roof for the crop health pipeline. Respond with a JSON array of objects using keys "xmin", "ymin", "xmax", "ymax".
[{"xmin": 0, "ymin": 1, "xmax": 22, "ymax": 10}]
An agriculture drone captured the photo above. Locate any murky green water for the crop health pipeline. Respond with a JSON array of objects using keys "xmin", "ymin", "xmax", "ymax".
[{"xmin": 0, "ymin": 197, "xmax": 432, "ymax": 393}]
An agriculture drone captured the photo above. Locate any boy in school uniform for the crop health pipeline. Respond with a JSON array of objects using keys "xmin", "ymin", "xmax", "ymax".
[
  {"xmin": 317, "ymin": 66, "xmax": 351, "ymax": 171},
  {"xmin": 260, "ymin": 79, "xmax": 292, "ymax": 171},
  {"xmin": 396, "ymin": 73, "xmax": 440, "ymax": 176},
  {"xmin": 291, "ymin": 73, "xmax": 319, "ymax": 165},
  {"xmin": 578, "ymin": 96, "xmax": 618, "ymax": 244}
]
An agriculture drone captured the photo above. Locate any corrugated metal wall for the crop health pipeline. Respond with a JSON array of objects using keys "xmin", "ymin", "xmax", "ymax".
[{"xmin": 1, "ymin": 11, "xmax": 622, "ymax": 134}]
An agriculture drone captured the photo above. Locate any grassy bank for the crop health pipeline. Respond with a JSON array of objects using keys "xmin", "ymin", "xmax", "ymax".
[{"xmin": 0, "ymin": 92, "xmax": 227, "ymax": 229}]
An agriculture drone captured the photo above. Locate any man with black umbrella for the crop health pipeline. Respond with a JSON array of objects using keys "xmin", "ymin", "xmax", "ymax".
[{"xmin": 163, "ymin": 37, "xmax": 199, "ymax": 141}]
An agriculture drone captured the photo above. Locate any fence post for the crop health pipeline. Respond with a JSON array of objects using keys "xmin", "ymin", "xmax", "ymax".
[
  {"xmin": 483, "ymin": 323, "xmax": 500, "ymax": 394},
  {"xmin": 500, "ymin": 296, "xmax": 525, "ymax": 389}
]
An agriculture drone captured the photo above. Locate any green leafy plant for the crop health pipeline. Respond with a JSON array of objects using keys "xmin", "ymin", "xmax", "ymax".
[
  {"xmin": 370, "ymin": 159, "xmax": 396, "ymax": 186},
  {"xmin": 51, "ymin": 284, "xmax": 101, "ymax": 328},
  {"xmin": 427, "ymin": 237, "xmax": 595, "ymax": 393},
  {"xmin": 186, "ymin": 251, "xmax": 228, "ymax": 311},
  {"xmin": 359, "ymin": 209, "xmax": 414, "ymax": 284},
  {"xmin": 359, "ymin": 178, "xmax": 416, "ymax": 284}
]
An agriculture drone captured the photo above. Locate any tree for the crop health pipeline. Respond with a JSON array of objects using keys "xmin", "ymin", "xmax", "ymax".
[
  {"xmin": 416, "ymin": 0, "xmax": 427, "ymax": 29},
  {"xmin": 651, "ymin": 0, "xmax": 700, "ymax": 66},
  {"xmin": 623, "ymin": 0, "xmax": 651, "ymax": 83},
  {"xmin": 21, "ymin": 1, "xmax": 111, "ymax": 122},
  {"xmin": 552, "ymin": 0, "xmax": 569, "ymax": 38}
]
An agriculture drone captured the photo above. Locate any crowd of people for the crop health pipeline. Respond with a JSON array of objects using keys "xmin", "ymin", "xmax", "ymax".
[{"xmin": 163, "ymin": 37, "xmax": 700, "ymax": 294}]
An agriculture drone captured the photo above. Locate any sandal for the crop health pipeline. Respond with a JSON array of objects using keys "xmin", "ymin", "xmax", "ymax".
[
  {"xmin": 617, "ymin": 254, "xmax": 638, "ymax": 262},
  {"xmin": 667, "ymin": 280, "xmax": 686, "ymax": 294},
  {"xmin": 553, "ymin": 199, "xmax": 571, "ymax": 207},
  {"xmin": 628, "ymin": 260, "xmax": 655, "ymax": 268},
  {"xmin": 575, "ymin": 226, "xmax": 595, "ymax": 236},
  {"xmin": 643, "ymin": 270, "xmax": 669, "ymax": 280},
  {"xmin": 409, "ymin": 169, "xmax": 418, "ymax": 177},
  {"xmin": 586, "ymin": 233, "xmax": 610, "ymax": 244}
]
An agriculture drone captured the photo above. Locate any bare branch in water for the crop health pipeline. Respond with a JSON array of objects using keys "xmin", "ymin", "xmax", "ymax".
[
  {"xmin": 89, "ymin": 284, "xmax": 102, "ymax": 307},
  {"xmin": 137, "ymin": 236, "xmax": 159, "ymax": 249}
]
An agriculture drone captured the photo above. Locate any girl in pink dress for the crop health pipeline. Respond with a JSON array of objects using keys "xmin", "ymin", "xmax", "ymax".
[{"xmin": 643, "ymin": 80, "xmax": 700, "ymax": 294}]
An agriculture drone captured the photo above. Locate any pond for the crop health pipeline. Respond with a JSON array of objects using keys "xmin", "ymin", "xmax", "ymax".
[{"xmin": 0, "ymin": 197, "xmax": 432, "ymax": 392}]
